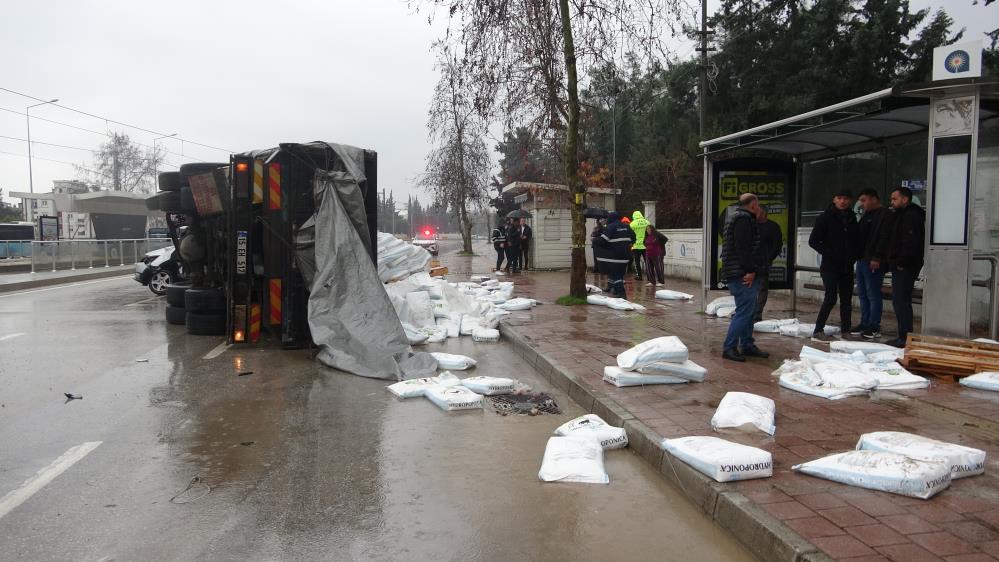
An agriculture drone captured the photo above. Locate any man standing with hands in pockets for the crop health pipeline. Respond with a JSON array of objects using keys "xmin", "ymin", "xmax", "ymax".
[{"xmin": 720, "ymin": 193, "xmax": 769, "ymax": 362}]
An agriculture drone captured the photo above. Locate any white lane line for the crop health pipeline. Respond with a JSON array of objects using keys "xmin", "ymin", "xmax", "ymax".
[
  {"xmin": 203, "ymin": 342, "xmax": 231, "ymax": 360},
  {"xmin": 0, "ymin": 276, "xmax": 130, "ymax": 299},
  {"xmin": 0, "ymin": 441, "xmax": 103, "ymax": 521},
  {"xmin": 0, "ymin": 333, "xmax": 26, "ymax": 342}
]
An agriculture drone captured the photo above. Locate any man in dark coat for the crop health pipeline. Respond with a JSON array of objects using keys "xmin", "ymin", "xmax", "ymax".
[
  {"xmin": 593, "ymin": 211, "xmax": 635, "ymax": 298},
  {"xmin": 720, "ymin": 193, "xmax": 768, "ymax": 362},
  {"xmin": 852, "ymin": 188, "xmax": 888, "ymax": 339},
  {"xmin": 505, "ymin": 219, "xmax": 521, "ymax": 273},
  {"xmin": 491, "ymin": 222, "xmax": 508, "ymax": 273},
  {"xmin": 872, "ymin": 187, "xmax": 925, "ymax": 348},
  {"xmin": 753, "ymin": 207, "xmax": 783, "ymax": 322},
  {"xmin": 519, "ymin": 218, "xmax": 533, "ymax": 270},
  {"xmin": 809, "ymin": 189, "xmax": 861, "ymax": 342}
]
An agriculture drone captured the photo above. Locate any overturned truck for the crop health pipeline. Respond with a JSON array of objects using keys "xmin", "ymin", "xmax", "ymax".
[{"xmin": 146, "ymin": 142, "xmax": 431, "ymax": 379}]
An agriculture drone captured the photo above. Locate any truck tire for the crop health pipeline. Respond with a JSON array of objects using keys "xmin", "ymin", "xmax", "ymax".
[
  {"xmin": 165, "ymin": 282, "xmax": 190, "ymax": 308},
  {"xmin": 145, "ymin": 192, "xmax": 163, "ymax": 211},
  {"xmin": 186, "ymin": 311, "xmax": 225, "ymax": 336},
  {"xmin": 151, "ymin": 190, "xmax": 183, "ymax": 213},
  {"xmin": 165, "ymin": 304, "xmax": 187, "ymax": 325},
  {"xmin": 158, "ymin": 171, "xmax": 181, "ymax": 191},
  {"xmin": 180, "ymin": 186, "xmax": 197, "ymax": 214},
  {"xmin": 179, "ymin": 163, "xmax": 227, "ymax": 186},
  {"xmin": 184, "ymin": 287, "xmax": 225, "ymax": 313}
]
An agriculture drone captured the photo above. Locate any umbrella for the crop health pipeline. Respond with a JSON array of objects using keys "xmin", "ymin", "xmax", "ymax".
[
  {"xmin": 582, "ymin": 207, "xmax": 609, "ymax": 219},
  {"xmin": 506, "ymin": 209, "xmax": 533, "ymax": 219}
]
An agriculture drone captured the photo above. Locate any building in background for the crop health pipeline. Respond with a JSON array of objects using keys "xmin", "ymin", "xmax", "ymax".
[{"xmin": 11, "ymin": 180, "xmax": 161, "ymax": 239}]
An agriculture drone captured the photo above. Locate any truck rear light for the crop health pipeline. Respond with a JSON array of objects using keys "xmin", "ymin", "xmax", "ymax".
[
  {"xmin": 234, "ymin": 329, "xmax": 246, "ymax": 342},
  {"xmin": 235, "ymin": 162, "xmax": 249, "ymax": 172}
]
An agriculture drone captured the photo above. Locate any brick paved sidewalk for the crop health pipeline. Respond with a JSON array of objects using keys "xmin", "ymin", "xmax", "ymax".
[{"xmin": 441, "ymin": 243, "xmax": 999, "ymax": 562}]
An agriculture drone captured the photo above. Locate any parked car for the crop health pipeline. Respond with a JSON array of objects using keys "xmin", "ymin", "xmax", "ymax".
[
  {"xmin": 134, "ymin": 246, "xmax": 185, "ymax": 295},
  {"xmin": 411, "ymin": 234, "xmax": 439, "ymax": 256}
]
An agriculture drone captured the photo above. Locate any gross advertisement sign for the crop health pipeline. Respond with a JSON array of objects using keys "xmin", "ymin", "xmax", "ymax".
[
  {"xmin": 710, "ymin": 159, "xmax": 795, "ymax": 291},
  {"xmin": 38, "ymin": 215, "xmax": 59, "ymax": 241}
]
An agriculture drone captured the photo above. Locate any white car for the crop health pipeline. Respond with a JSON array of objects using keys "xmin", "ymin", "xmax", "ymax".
[{"xmin": 412, "ymin": 236, "xmax": 439, "ymax": 256}]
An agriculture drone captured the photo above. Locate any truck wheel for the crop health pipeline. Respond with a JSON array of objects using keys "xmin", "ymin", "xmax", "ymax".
[
  {"xmin": 165, "ymin": 304, "xmax": 187, "ymax": 325},
  {"xmin": 179, "ymin": 163, "xmax": 227, "ymax": 186},
  {"xmin": 186, "ymin": 311, "xmax": 225, "ymax": 335},
  {"xmin": 145, "ymin": 192, "xmax": 163, "ymax": 211},
  {"xmin": 165, "ymin": 282, "xmax": 190, "ymax": 308},
  {"xmin": 185, "ymin": 287, "xmax": 225, "ymax": 313},
  {"xmin": 153, "ymin": 191, "xmax": 183, "ymax": 213},
  {"xmin": 180, "ymin": 186, "xmax": 197, "ymax": 214},
  {"xmin": 158, "ymin": 171, "xmax": 181, "ymax": 191}
]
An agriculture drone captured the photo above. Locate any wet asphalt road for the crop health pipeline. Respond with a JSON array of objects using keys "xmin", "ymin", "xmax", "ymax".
[{"xmin": 0, "ymin": 272, "xmax": 752, "ymax": 561}]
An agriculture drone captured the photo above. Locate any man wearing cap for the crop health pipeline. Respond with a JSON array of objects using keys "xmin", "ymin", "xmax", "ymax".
[
  {"xmin": 808, "ymin": 189, "xmax": 861, "ymax": 342},
  {"xmin": 594, "ymin": 211, "xmax": 635, "ymax": 298}
]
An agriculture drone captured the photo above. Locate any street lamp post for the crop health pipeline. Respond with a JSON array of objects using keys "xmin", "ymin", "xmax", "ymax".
[
  {"xmin": 152, "ymin": 133, "xmax": 177, "ymax": 190},
  {"xmin": 26, "ymin": 98, "xmax": 59, "ymax": 194}
]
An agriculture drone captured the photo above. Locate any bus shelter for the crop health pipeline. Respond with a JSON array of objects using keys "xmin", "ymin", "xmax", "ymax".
[{"xmin": 699, "ymin": 76, "xmax": 999, "ymax": 339}]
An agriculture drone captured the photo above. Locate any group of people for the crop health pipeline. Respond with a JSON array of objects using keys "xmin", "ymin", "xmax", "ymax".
[
  {"xmin": 591, "ymin": 211, "xmax": 669, "ymax": 299},
  {"xmin": 490, "ymin": 218, "xmax": 533, "ymax": 274},
  {"xmin": 721, "ymin": 186, "xmax": 925, "ymax": 363}
]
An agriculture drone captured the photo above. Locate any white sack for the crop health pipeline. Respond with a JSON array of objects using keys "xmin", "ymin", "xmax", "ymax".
[
  {"xmin": 499, "ymin": 298, "xmax": 533, "ymax": 311},
  {"xmin": 830, "ymin": 341, "xmax": 900, "ymax": 355},
  {"xmin": 960, "ymin": 372, "xmax": 999, "ymax": 392},
  {"xmin": 430, "ymin": 352, "xmax": 477, "ymax": 371},
  {"xmin": 662, "ymin": 436, "xmax": 773, "ymax": 482},
  {"xmin": 401, "ymin": 323, "xmax": 429, "ymax": 345},
  {"xmin": 553, "ymin": 414, "xmax": 628, "ymax": 450},
  {"xmin": 459, "ymin": 315, "xmax": 481, "ymax": 336},
  {"xmin": 868, "ymin": 349, "xmax": 905, "ymax": 363},
  {"xmin": 775, "ymin": 359, "xmax": 877, "ymax": 400},
  {"xmin": 799, "ymin": 345, "xmax": 864, "ymax": 364},
  {"xmin": 603, "ymin": 366, "xmax": 688, "ymax": 387},
  {"xmin": 461, "ymin": 375, "xmax": 516, "ymax": 395},
  {"xmin": 792, "ymin": 451, "xmax": 951, "ymax": 499},
  {"xmin": 606, "ymin": 298, "xmax": 637, "ymax": 311},
  {"xmin": 638, "ymin": 360, "xmax": 707, "ymax": 382},
  {"xmin": 780, "ymin": 323, "xmax": 841, "ymax": 338},
  {"xmin": 711, "ymin": 392, "xmax": 776, "ymax": 435},
  {"xmin": 617, "ymin": 336, "xmax": 689, "ymax": 370},
  {"xmin": 437, "ymin": 318, "xmax": 460, "ymax": 338},
  {"xmin": 860, "ymin": 362, "xmax": 929, "ymax": 390},
  {"xmin": 585, "ymin": 284, "xmax": 603, "ymax": 293},
  {"xmin": 432, "ymin": 300, "xmax": 451, "ymax": 319},
  {"xmin": 538, "ymin": 436, "xmax": 610, "ymax": 484},
  {"xmin": 754, "ymin": 319, "xmax": 799, "ymax": 333},
  {"xmin": 587, "ymin": 294, "xmax": 609, "ymax": 306},
  {"xmin": 655, "ymin": 289, "xmax": 694, "ymax": 300},
  {"xmin": 716, "ymin": 305, "xmax": 737, "ymax": 318},
  {"xmin": 386, "ymin": 372, "xmax": 462, "ymax": 399},
  {"xmin": 856, "ymin": 431, "xmax": 986, "ymax": 479},
  {"xmin": 418, "ymin": 325, "xmax": 448, "ymax": 344},
  {"xmin": 425, "ymin": 385, "xmax": 484, "ymax": 411},
  {"xmin": 471, "ymin": 327, "xmax": 500, "ymax": 342},
  {"xmin": 705, "ymin": 296, "xmax": 736, "ymax": 316},
  {"xmin": 404, "ymin": 291, "xmax": 436, "ymax": 328}
]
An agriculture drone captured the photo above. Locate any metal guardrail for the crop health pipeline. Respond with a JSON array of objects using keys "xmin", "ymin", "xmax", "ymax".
[{"xmin": 28, "ymin": 238, "xmax": 174, "ymax": 273}]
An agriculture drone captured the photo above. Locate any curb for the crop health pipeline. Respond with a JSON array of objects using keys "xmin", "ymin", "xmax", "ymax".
[
  {"xmin": 499, "ymin": 321, "xmax": 826, "ymax": 562},
  {"xmin": 0, "ymin": 268, "xmax": 133, "ymax": 293}
]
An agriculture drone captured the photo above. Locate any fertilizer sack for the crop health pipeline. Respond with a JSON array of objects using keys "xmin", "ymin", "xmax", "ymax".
[
  {"xmin": 430, "ymin": 352, "xmax": 477, "ymax": 371},
  {"xmin": 586, "ymin": 294, "xmax": 609, "ymax": 307},
  {"xmin": 617, "ymin": 336, "xmax": 689, "ymax": 370},
  {"xmin": 776, "ymin": 359, "xmax": 877, "ymax": 400},
  {"xmin": 792, "ymin": 450, "xmax": 951, "ymax": 499},
  {"xmin": 860, "ymin": 362, "xmax": 928, "ymax": 390},
  {"xmin": 638, "ymin": 360, "xmax": 707, "ymax": 382},
  {"xmin": 856, "ymin": 431, "xmax": 985, "ymax": 479},
  {"xmin": 499, "ymin": 298, "xmax": 533, "ymax": 311},
  {"xmin": 655, "ymin": 289, "xmax": 694, "ymax": 301},
  {"xmin": 471, "ymin": 327, "xmax": 500, "ymax": 342},
  {"xmin": 401, "ymin": 323, "xmax": 429, "ymax": 345},
  {"xmin": 553, "ymin": 414, "xmax": 628, "ymax": 450},
  {"xmin": 425, "ymin": 385, "xmax": 484, "ymax": 411},
  {"xmin": 705, "ymin": 296, "xmax": 735, "ymax": 316},
  {"xmin": 711, "ymin": 392, "xmax": 776, "ymax": 435},
  {"xmin": 603, "ymin": 366, "xmax": 688, "ymax": 387},
  {"xmin": 959, "ymin": 372, "xmax": 999, "ymax": 392},
  {"xmin": 662, "ymin": 436, "xmax": 773, "ymax": 482},
  {"xmin": 461, "ymin": 376, "xmax": 516, "ymax": 395},
  {"xmin": 404, "ymin": 291, "xmax": 436, "ymax": 328},
  {"xmin": 754, "ymin": 319, "xmax": 799, "ymax": 333},
  {"xmin": 538, "ymin": 436, "xmax": 610, "ymax": 484},
  {"xmin": 386, "ymin": 372, "xmax": 461, "ymax": 399}
]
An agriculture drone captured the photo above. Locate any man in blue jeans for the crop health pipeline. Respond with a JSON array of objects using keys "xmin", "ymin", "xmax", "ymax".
[
  {"xmin": 720, "ymin": 193, "xmax": 768, "ymax": 362},
  {"xmin": 872, "ymin": 187, "xmax": 926, "ymax": 348},
  {"xmin": 852, "ymin": 188, "xmax": 888, "ymax": 339}
]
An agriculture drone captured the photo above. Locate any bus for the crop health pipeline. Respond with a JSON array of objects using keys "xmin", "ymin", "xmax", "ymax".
[{"xmin": 0, "ymin": 222, "xmax": 35, "ymax": 259}]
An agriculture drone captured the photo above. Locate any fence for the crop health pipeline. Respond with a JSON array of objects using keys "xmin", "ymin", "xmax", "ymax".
[
  {"xmin": 27, "ymin": 238, "xmax": 174, "ymax": 273},
  {"xmin": 0, "ymin": 240, "xmax": 32, "ymax": 259}
]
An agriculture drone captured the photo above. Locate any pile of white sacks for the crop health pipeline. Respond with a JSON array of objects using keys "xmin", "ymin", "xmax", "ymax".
[
  {"xmin": 774, "ymin": 341, "xmax": 927, "ymax": 400},
  {"xmin": 603, "ymin": 336, "xmax": 707, "ymax": 387},
  {"xmin": 538, "ymin": 414, "xmax": 629, "ymax": 484},
  {"xmin": 384, "ymin": 271, "xmax": 539, "ymax": 346},
  {"xmin": 386, "ymin": 356, "xmax": 529, "ymax": 411},
  {"xmin": 377, "ymin": 232, "xmax": 433, "ymax": 283},
  {"xmin": 704, "ymin": 296, "xmax": 843, "ymax": 337}
]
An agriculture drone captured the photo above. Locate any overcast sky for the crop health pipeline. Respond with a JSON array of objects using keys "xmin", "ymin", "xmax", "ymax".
[{"xmin": 0, "ymin": 0, "xmax": 993, "ymax": 206}]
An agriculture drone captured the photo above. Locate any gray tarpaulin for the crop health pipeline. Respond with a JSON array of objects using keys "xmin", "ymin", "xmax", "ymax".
[{"xmin": 297, "ymin": 163, "xmax": 436, "ymax": 380}]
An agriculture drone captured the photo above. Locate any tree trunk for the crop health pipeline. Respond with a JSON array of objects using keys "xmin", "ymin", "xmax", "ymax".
[
  {"xmin": 558, "ymin": 0, "xmax": 586, "ymax": 298},
  {"xmin": 459, "ymin": 199, "xmax": 472, "ymax": 253}
]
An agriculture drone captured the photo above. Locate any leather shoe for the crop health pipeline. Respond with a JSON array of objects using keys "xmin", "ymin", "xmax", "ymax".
[
  {"xmin": 722, "ymin": 348, "xmax": 746, "ymax": 362},
  {"xmin": 741, "ymin": 346, "xmax": 770, "ymax": 359}
]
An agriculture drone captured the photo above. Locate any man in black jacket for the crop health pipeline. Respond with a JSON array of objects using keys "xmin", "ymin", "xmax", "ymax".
[
  {"xmin": 872, "ymin": 187, "xmax": 925, "ymax": 347},
  {"xmin": 753, "ymin": 207, "xmax": 783, "ymax": 322},
  {"xmin": 491, "ymin": 222, "xmax": 507, "ymax": 273},
  {"xmin": 519, "ymin": 218, "xmax": 533, "ymax": 270},
  {"xmin": 852, "ymin": 188, "xmax": 888, "ymax": 339},
  {"xmin": 809, "ymin": 189, "xmax": 861, "ymax": 342},
  {"xmin": 505, "ymin": 219, "xmax": 521, "ymax": 273},
  {"xmin": 720, "ymin": 193, "xmax": 768, "ymax": 362},
  {"xmin": 593, "ymin": 211, "xmax": 635, "ymax": 298}
]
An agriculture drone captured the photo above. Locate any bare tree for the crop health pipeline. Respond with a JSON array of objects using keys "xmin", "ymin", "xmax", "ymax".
[
  {"xmin": 76, "ymin": 132, "xmax": 165, "ymax": 194},
  {"xmin": 417, "ymin": 53, "xmax": 491, "ymax": 253},
  {"xmin": 414, "ymin": 0, "xmax": 689, "ymax": 297}
]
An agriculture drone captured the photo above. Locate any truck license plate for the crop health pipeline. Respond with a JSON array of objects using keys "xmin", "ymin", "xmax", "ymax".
[{"xmin": 236, "ymin": 231, "xmax": 247, "ymax": 274}]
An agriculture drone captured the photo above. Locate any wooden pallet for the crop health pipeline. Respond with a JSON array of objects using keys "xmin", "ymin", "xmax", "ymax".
[
  {"xmin": 429, "ymin": 266, "xmax": 449, "ymax": 277},
  {"xmin": 901, "ymin": 334, "xmax": 999, "ymax": 381}
]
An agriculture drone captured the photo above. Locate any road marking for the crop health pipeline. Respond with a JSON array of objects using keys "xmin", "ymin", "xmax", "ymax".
[
  {"xmin": 0, "ymin": 441, "xmax": 102, "ymax": 520},
  {"xmin": 0, "ymin": 333, "xmax": 26, "ymax": 342},
  {"xmin": 0, "ymin": 276, "xmax": 130, "ymax": 299},
  {"xmin": 203, "ymin": 342, "xmax": 231, "ymax": 360}
]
